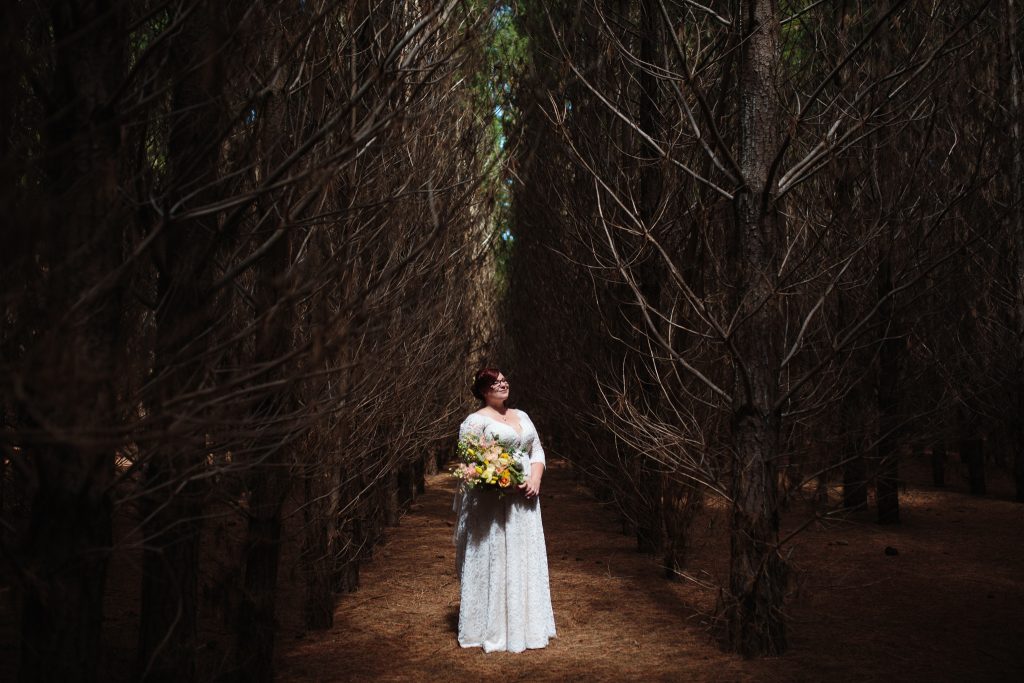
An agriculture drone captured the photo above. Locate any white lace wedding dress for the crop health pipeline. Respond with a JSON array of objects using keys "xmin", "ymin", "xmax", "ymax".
[{"xmin": 452, "ymin": 409, "xmax": 557, "ymax": 652}]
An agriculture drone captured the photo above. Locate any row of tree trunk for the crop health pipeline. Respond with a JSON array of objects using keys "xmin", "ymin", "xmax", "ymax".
[
  {"xmin": 1, "ymin": 1, "xmax": 501, "ymax": 681},
  {"xmin": 504, "ymin": 0, "xmax": 1022, "ymax": 658}
]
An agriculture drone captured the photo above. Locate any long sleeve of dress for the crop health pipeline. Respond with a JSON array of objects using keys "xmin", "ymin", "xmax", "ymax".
[{"xmin": 520, "ymin": 410, "xmax": 546, "ymax": 469}]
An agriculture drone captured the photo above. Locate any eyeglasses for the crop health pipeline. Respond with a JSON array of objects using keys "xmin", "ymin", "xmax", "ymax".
[{"xmin": 490, "ymin": 379, "xmax": 510, "ymax": 389}]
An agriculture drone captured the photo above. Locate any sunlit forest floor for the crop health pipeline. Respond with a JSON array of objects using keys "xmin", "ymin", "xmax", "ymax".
[
  {"xmin": 2, "ymin": 455, "xmax": 1020, "ymax": 681},
  {"xmin": 277, "ymin": 458, "xmax": 1024, "ymax": 682}
]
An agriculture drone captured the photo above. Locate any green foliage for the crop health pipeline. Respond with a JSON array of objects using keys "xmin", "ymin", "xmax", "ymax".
[
  {"xmin": 128, "ymin": 7, "xmax": 170, "ymax": 69},
  {"xmin": 477, "ymin": 3, "xmax": 528, "ymax": 145},
  {"xmin": 130, "ymin": 9, "xmax": 173, "ymax": 178},
  {"xmin": 779, "ymin": 0, "xmax": 822, "ymax": 76},
  {"xmin": 473, "ymin": 2, "xmax": 530, "ymax": 291}
]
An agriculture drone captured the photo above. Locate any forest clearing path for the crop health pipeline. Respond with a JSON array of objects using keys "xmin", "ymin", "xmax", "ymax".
[{"xmin": 278, "ymin": 458, "xmax": 1024, "ymax": 682}]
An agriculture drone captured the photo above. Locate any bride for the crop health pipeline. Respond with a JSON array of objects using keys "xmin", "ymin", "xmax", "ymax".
[{"xmin": 452, "ymin": 367, "xmax": 557, "ymax": 652}]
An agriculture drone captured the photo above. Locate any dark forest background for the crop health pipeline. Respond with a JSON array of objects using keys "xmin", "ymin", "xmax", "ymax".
[{"xmin": 1, "ymin": 1, "xmax": 1021, "ymax": 681}]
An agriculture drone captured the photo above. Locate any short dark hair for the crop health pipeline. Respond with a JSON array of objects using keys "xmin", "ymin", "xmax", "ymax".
[{"xmin": 471, "ymin": 367, "xmax": 503, "ymax": 401}]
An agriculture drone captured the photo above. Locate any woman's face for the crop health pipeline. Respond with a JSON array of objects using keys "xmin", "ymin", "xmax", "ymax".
[{"xmin": 484, "ymin": 374, "xmax": 510, "ymax": 404}]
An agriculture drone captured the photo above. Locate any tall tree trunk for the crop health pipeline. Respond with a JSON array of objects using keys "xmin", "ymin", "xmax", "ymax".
[
  {"xmin": 20, "ymin": 449, "xmax": 114, "ymax": 683},
  {"xmin": 838, "ymin": 294, "xmax": 868, "ymax": 510},
  {"xmin": 301, "ymin": 465, "xmax": 340, "ymax": 630},
  {"xmin": 960, "ymin": 436, "xmax": 986, "ymax": 496},
  {"xmin": 384, "ymin": 468, "xmax": 402, "ymax": 526},
  {"xmin": 234, "ymin": 30, "xmax": 295, "ymax": 682},
  {"xmin": 18, "ymin": 3, "xmax": 124, "ymax": 680},
  {"xmin": 871, "ymin": 1, "xmax": 903, "ymax": 524},
  {"xmin": 726, "ymin": 0, "xmax": 788, "ymax": 657},
  {"xmin": 136, "ymin": 5, "xmax": 231, "ymax": 679},
  {"xmin": 876, "ymin": 248, "xmax": 901, "ymax": 524},
  {"xmin": 397, "ymin": 462, "xmax": 416, "ymax": 507},
  {"xmin": 931, "ymin": 442, "xmax": 947, "ymax": 487},
  {"xmin": 233, "ymin": 242, "xmax": 292, "ymax": 679},
  {"xmin": 1008, "ymin": 0, "xmax": 1024, "ymax": 502},
  {"xmin": 237, "ymin": 447, "xmax": 289, "ymax": 683},
  {"xmin": 634, "ymin": 0, "xmax": 667, "ymax": 559}
]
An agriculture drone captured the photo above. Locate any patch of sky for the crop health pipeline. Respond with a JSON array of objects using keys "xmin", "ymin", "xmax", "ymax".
[{"xmin": 492, "ymin": 3, "xmax": 512, "ymax": 23}]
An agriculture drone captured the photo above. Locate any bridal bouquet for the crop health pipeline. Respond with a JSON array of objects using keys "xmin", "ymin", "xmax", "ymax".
[{"xmin": 452, "ymin": 431, "xmax": 527, "ymax": 493}]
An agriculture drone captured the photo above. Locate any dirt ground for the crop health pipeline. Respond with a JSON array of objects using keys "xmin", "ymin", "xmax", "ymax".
[
  {"xmin": 1, "ymin": 455, "xmax": 1020, "ymax": 682},
  {"xmin": 277, "ymin": 457, "xmax": 1024, "ymax": 683}
]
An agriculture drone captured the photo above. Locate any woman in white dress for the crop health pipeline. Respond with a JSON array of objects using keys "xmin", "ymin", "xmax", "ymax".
[{"xmin": 452, "ymin": 367, "xmax": 557, "ymax": 652}]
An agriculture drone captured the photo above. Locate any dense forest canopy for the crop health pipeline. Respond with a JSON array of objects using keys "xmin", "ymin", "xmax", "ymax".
[{"xmin": 504, "ymin": 0, "xmax": 1023, "ymax": 656}]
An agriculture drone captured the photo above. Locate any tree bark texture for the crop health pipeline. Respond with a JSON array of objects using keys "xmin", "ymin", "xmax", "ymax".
[
  {"xmin": 726, "ymin": 0, "xmax": 788, "ymax": 657},
  {"xmin": 234, "ymin": 35, "xmax": 298, "ymax": 679},
  {"xmin": 136, "ymin": 6, "xmax": 232, "ymax": 678},
  {"xmin": 636, "ymin": 0, "xmax": 670, "ymax": 562},
  {"xmin": 18, "ymin": 2, "xmax": 124, "ymax": 680},
  {"xmin": 876, "ymin": 251, "xmax": 901, "ymax": 525},
  {"xmin": 840, "ymin": 373, "xmax": 868, "ymax": 510},
  {"xmin": 931, "ymin": 442, "xmax": 947, "ymax": 488},
  {"xmin": 301, "ymin": 468, "xmax": 340, "ymax": 630},
  {"xmin": 1008, "ymin": 0, "xmax": 1024, "ymax": 502},
  {"xmin": 960, "ymin": 437, "xmax": 986, "ymax": 496}
]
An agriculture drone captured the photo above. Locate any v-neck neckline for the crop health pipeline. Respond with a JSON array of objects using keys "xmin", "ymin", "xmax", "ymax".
[{"xmin": 478, "ymin": 409, "xmax": 524, "ymax": 437}]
